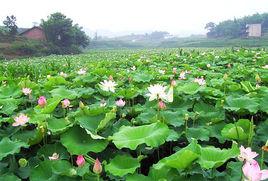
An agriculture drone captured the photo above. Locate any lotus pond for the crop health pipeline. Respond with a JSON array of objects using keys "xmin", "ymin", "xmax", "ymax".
[{"xmin": 0, "ymin": 48, "xmax": 268, "ymax": 181}]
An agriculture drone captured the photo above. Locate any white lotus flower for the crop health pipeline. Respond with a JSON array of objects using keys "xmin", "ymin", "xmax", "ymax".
[
  {"xmin": 194, "ymin": 77, "xmax": 206, "ymax": 86},
  {"xmin": 166, "ymin": 86, "xmax": 173, "ymax": 103},
  {"xmin": 22, "ymin": 88, "xmax": 32, "ymax": 95},
  {"xmin": 131, "ymin": 66, "xmax": 136, "ymax": 71},
  {"xmin": 146, "ymin": 84, "xmax": 167, "ymax": 101},
  {"xmin": 179, "ymin": 71, "xmax": 186, "ymax": 80},
  {"xmin": 159, "ymin": 70, "xmax": 165, "ymax": 75},
  {"xmin": 49, "ymin": 153, "xmax": 59, "ymax": 160},
  {"xmin": 59, "ymin": 72, "xmax": 67, "ymax": 77},
  {"xmin": 99, "ymin": 80, "xmax": 117, "ymax": 93},
  {"xmin": 77, "ymin": 68, "xmax": 86, "ymax": 75}
]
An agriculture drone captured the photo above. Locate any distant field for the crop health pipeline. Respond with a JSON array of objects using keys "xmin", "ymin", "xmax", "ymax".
[{"xmin": 89, "ymin": 34, "xmax": 268, "ymax": 49}]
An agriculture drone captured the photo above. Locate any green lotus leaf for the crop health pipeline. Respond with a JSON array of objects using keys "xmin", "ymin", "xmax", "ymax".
[
  {"xmin": 177, "ymin": 83, "xmax": 200, "ymax": 95},
  {"xmin": 126, "ymin": 173, "xmax": 152, "ymax": 181},
  {"xmin": 0, "ymin": 98, "xmax": 22, "ymax": 115},
  {"xmin": 226, "ymin": 161, "xmax": 243, "ymax": 181},
  {"xmin": 44, "ymin": 76, "xmax": 68, "ymax": 90},
  {"xmin": 0, "ymin": 174, "xmax": 21, "ymax": 181},
  {"xmin": 260, "ymin": 95, "xmax": 268, "ymax": 113},
  {"xmin": 193, "ymin": 102, "xmax": 225, "ymax": 124},
  {"xmin": 76, "ymin": 112, "xmax": 105, "ymax": 132},
  {"xmin": 221, "ymin": 124, "xmax": 247, "ymax": 141},
  {"xmin": 0, "ymin": 137, "xmax": 29, "ymax": 160},
  {"xmin": 153, "ymin": 139, "xmax": 201, "ymax": 170},
  {"xmin": 47, "ymin": 117, "xmax": 73, "ymax": 135},
  {"xmin": 60, "ymin": 126, "xmax": 108, "ymax": 155},
  {"xmin": 186, "ymin": 127, "xmax": 210, "ymax": 141},
  {"xmin": 35, "ymin": 97, "xmax": 62, "ymax": 114},
  {"xmin": 105, "ymin": 155, "xmax": 140, "ymax": 177},
  {"xmin": 224, "ymin": 95, "xmax": 259, "ymax": 113},
  {"xmin": 160, "ymin": 110, "xmax": 185, "ymax": 127},
  {"xmin": 111, "ymin": 122, "xmax": 169, "ymax": 150},
  {"xmin": 96, "ymin": 111, "xmax": 116, "ymax": 132},
  {"xmin": 50, "ymin": 86, "xmax": 78, "ymax": 100},
  {"xmin": 30, "ymin": 160, "xmax": 77, "ymax": 181},
  {"xmin": 116, "ymin": 87, "xmax": 139, "ymax": 99},
  {"xmin": 12, "ymin": 128, "xmax": 44, "ymax": 145},
  {"xmin": 74, "ymin": 87, "xmax": 95, "ymax": 98},
  {"xmin": 198, "ymin": 142, "xmax": 239, "ymax": 169},
  {"xmin": 37, "ymin": 143, "xmax": 70, "ymax": 160},
  {"xmin": 0, "ymin": 84, "xmax": 21, "ymax": 99},
  {"xmin": 132, "ymin": 72, "xmax": 153, "ymax": 82}
]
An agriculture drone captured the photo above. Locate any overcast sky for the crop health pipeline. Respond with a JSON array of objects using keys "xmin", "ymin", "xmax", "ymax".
[{"xmin": 0, "ymin": 0, "xmax": 267, "ymax": 37}]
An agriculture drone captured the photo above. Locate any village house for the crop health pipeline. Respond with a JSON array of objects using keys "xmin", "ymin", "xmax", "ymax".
[{"xmin": 19, "ymin": 26, "xmax": 46, "ymax": 41}]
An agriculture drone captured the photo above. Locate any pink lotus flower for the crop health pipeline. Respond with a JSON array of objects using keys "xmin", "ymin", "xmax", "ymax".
[
  {"xmin": 116, "ymin": 98, "xmax": 126, "ymax": 107},
  {"xmin": 158, "ymin": 100, "xmax": 166, "ymax": 110},
  {"xmin": 61, "ymin": 99, "xmax": 70, "ymax": 108},
  {"xmin": 93, "ymin": 158, "xmax": 102, "ymax": 174},
  {"xmin": 38, "ymin": 96, "xmax": 47, "ymax": 107},
  {"xmin": 12, "ymin": 114, "xmax": 29, "ymax": 126},
  {"xmin": 76, "ymin": 155, "xmax": 85, "ymax": 167},
  {"xmin": 238, "ymin": 145, "xmax": 258, "ymax": 163},
  {"xmin": 22, "ymin": 88, "xmax": 32, "ymax": 95},
  {"xmin": 242, "ymin": 160, "xmax": 268, "ymax": 181}
]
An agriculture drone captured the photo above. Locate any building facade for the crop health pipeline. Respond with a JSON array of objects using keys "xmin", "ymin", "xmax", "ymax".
[{"xmin": 19, "ymin": 27, "xmax": 46, "ymax": 41}]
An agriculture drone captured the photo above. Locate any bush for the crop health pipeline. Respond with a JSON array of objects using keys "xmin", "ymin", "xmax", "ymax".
[{"xmin": 9, "ymin": 40, "xmax": 49, "ymax": 56}]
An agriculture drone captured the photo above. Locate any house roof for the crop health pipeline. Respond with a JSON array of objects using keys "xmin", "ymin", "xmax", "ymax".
[{"xmin": 19, "ymin": 26, "xmax": 43, "ymax": 35}]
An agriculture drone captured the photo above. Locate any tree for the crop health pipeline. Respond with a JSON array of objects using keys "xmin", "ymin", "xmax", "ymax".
[
  {"xmin": 41, "ymin": 12, "xmax": 89, "ymax": 54},
  {"xmin": 205, "ymin": 22, "xmax": 217, "ymax": 38},
  {"xmin": 3, "ymin": 15, "xmax": 18, "ymax": 36}
]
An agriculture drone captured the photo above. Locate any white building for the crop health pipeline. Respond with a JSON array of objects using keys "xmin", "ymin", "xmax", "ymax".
[{"xmin": 246, "ymin": 24, "xmax": 262, "ymax": 37}]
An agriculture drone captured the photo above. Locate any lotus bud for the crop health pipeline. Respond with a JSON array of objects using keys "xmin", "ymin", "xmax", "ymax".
[
  {"xmin": 172, "ymin": 67, "xmax": 177, "ymax": 74},
  {"xmin": 223, "ymin": 73, "xmax": 228, "ymax": 80},
  {"xmin": 171, "ymin": 80, "xmax": 176, "ymax": 87},
  {"xmin": 69, "ymin": 168, "xmax": 77, "ymax": 176},
  {"xmin": 61, "ymin": 99, "xmax": 70, "ymax": 108},
  {"xmin": 109, "ymin": 75, "xmax": 113, "ymax": 80},
  {"xmin": 79, "ymin": 101, "xmax": 85, "ymax": 109},
  {"xmin": 158, "ymin": 100, "xmax": 166, "ymax": 110},
  {"xmin": 19, "ymin": 158, "xmax": 28, "ymax": 167},
  {"xmin": 262, "ymin": 140, "xmax": 268, "ymax": 152},
  {"xmin": 93, "ymin": 158, "xmax": 102, "ymax": 174},
  {"xmin": 121, "ymin": 113, "xmax": 126, "ymax": 118},
  {"xmin": 255, "ymin": 74, "xmax": 261, "ymax": 83},
  {"xmin": 76, "ymin": 155, "xmax": 85, "ymax": 167},
  {"xmin": 38, "ymin": 96, "xmax": 47, "ymax": 107},
  {"xmin": 184, "ymin": 113, "xmax": 189, "ymax": 121}
]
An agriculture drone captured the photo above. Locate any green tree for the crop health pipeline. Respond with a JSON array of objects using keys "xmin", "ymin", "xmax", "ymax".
[
  {"xmin": 3, "ymin": 15, "xmax": 18, "ymax": 36},
  {"xmin": 41, "ymin": 12, "xmax": 89, "ymax": 54}
]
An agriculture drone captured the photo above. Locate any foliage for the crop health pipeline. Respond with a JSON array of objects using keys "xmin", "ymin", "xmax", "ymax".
[
  {"xmin": 3, "ymin": 15, "xmax": 18, "ymax": 37},
  {"xmin": 205, "ymin": 13, "xmax": 268, "ymax": 38},
  {"xmin": 0, "ymin": 48, "xmax": 267, "ymax": 180},
  {"xmin": 41, "ymin": 12, "xmax": 90, "ymax": 54}
]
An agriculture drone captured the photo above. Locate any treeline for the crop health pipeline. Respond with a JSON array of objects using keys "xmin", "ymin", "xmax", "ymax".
[
  {"xmin": 205, "ymin": 13, "xmax": 268, "ymax": 38},
  {"xmin": 0, "ymin": 13, "xmax": 89, "ymax": 59}
]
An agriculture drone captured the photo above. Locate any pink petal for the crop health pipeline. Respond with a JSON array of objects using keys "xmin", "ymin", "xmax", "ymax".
[{"xmin": 261, "ymin": 170, "xmax": 268, "ymax": 180}]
